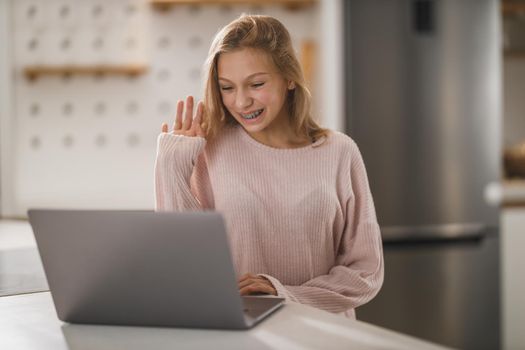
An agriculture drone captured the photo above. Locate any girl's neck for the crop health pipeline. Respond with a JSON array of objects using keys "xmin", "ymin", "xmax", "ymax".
[{"xmin": 245, "ymin": 118, "xmax": 311, "ymax": 149}]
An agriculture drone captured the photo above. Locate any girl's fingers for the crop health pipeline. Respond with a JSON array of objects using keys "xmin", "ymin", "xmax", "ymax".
[
  {"xmin": 239, "ymin": 283, "xmax": 273, "ymax": 296},
  {"xmin": 238, "ymin": 275, "xmax": 265, "ymax": 289},
  {"xmin": 194, "ymin": 101, "xmax": 203, "ymax": 122},
  {"xmin": 238, "ymin": 279, "xmax": 252, "ymax": 290},
  {"xmin": 183, "ymin": 96, "xmax": 194, "ymax": 130},
  {"xmin": 174, "ymin": 100, "xmax": 184, "ymax": 131},
  {"xmin": 161, "ymin": 123, "xmax": 168, "ymax": 133},
  {"xmin": 169, "ymin": 97, "xmax": 202, "ymax": 137},
  {"xmin": 238, "ymin": 273, "xmax": 255, "ymax": 283},
  {"xmin": 194, "ymin": 102, "xmax": 205, "ymax": 137}
]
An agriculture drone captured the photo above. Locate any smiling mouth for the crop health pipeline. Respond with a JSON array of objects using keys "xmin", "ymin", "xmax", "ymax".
[{"xmin": 241, "ymin": 108, "xmax": 264, "ymax": 120}]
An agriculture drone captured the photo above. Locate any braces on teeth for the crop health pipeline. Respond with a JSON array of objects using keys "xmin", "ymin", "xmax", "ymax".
[{"xmin": 242, "ymin": 109, "xmax": 263, "ymax": 119}]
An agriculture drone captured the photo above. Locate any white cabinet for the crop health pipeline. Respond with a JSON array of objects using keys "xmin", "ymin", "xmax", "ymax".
[
  {"xmin": 486, "ymin": 180, "xmax": 525, "ymax": 349},
  {"xmin": 501, "ymin": 207, "xmax": 525, "ymax": 350}
]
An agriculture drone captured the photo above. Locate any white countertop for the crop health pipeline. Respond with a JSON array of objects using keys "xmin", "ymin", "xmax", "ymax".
[
  {"xmin": 0, "ymin": 219, "xmax": 37, "ymax": 250},
  {"xmin": 0, "ymin": 292, "xmax": 451, "ymax": 350},
  {"xmin": 485, "ymin": 180, "xmax": 525, "ymax": 207},
  {"xmin": 0, "ymin": 220, "xmax": 48, "ymax": 297},
  {"xmin": 0, "ymin": 220, "xmax": 451, "ymax": 349}
]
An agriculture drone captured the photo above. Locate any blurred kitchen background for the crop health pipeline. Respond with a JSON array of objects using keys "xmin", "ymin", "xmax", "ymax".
[{"xmin": 1, "ymin": 0, "xmax": 525, "ymax": 349}]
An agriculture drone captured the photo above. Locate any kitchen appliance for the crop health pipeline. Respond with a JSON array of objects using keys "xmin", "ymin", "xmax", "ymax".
[
  {"xmin": 345, "ymin": 2, "xmax": 502, "ymax": 348},
  {"xmin": 345, "ymin": 0, "xmax": 501, "ymax": 241}
]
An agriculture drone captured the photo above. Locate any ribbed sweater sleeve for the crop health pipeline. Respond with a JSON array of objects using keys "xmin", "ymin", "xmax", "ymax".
[
  {"xmin": 259, "ymin": 143, "xmax": 384, "ymax": 314},
  {"xmin": 154, "ymin": 133, "xmax": 209, "ymax": 211}
]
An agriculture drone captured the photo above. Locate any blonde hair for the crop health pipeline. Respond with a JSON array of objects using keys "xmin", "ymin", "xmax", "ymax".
[{"xmin": 202, "ymin": 14, "xmax": 328, "ymax": 142}]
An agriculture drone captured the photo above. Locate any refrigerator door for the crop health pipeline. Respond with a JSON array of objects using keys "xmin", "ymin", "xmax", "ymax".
[{"xmin": 346, "ymin": 0, "xmax": 501, "ymax": 239}]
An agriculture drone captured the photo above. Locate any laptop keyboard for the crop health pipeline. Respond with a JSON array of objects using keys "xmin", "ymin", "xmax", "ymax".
[{"xmin": 242, "ymin": 296, "xmax": 282, "ymax": 320}]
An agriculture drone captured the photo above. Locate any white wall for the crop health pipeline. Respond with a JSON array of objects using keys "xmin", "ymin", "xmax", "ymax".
[
  {"xmin": 0, "ymin": 0, "xmax": 347, "ymax": 218},
  {"xmin": 319, "ymin": 0, "xmax": 345, "ymax": 132},
  {"xmin": 0, "ymin": 0, "xmax": 15, "ymax": 217}
]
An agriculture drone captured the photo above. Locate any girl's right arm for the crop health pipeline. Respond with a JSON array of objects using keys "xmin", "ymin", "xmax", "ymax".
[{"xmin": 154, "ymin": 96, "xmax": 210, "ymax": 211}]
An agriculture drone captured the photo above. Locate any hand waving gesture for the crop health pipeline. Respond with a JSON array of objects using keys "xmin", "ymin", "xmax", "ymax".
[{"xmin": 161, "ymin": 96, "xmax": 205, "ymax": 138}]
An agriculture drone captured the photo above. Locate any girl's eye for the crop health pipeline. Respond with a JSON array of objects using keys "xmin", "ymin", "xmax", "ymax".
[
  {"xmin": 252, "ymin": 82, "xmax": 265, "ymax": 88},
  {"xmin": 220, "ymin": 86, "xmax": 233, "ymax": 91}
]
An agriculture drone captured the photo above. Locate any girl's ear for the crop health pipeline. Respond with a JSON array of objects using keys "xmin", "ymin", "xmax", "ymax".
[{"xmin": 288, "ymin": 81, "xmax": 296, "ymax": 90}]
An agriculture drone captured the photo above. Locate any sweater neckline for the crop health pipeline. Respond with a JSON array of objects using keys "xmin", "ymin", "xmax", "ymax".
[{"xmin": 236, "ymin": 125, "xmax": 327, "ymax": 152}]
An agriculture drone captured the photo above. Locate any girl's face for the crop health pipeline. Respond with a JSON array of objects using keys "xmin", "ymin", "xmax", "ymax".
[{"xmin": 217, "ymin": 48, "xmax": 293, "ymax": 137}]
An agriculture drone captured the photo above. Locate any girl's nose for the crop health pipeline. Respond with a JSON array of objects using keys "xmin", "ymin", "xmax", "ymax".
[{"xmin": 235, "ymin": 90, "xmax": 253, "ymax": 110}]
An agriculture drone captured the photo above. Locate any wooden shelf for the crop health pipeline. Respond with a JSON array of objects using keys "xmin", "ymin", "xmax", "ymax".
[
  {"xmin": 151, "ymin": 0, "xmax": 317, "ymax": 11},
  {"xmin": 504, "ymin": 50, "xmax": 525, "ymax": 58},
  {"xmin": 24, "ymin": 64, "xmax": 148, "ymax": 81},
  {"xmin": 502, "ymin": 1, "xmax": 525, "ymax": 17}
]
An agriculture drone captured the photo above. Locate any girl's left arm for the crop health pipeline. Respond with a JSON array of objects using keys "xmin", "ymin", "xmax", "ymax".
[{"xmin": 260, "ymin": 142, "xmax": 384, "ymax": 314}]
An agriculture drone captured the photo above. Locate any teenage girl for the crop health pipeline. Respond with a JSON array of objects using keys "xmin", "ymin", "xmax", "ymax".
[{"xmin": 155, "ymin": 14, "xmax": 383, "ymax": 319}]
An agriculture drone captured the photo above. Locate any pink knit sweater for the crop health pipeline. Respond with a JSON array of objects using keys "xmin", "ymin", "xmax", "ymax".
[{"xmin": 154, "ymin": 124, "xmax": 384, "ymax": 318}]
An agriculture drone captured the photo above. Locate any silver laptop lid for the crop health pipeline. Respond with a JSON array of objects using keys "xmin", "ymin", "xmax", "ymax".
[{"xmin": 28, "ymin": 209, "xmax": 250, "ymax": 329}]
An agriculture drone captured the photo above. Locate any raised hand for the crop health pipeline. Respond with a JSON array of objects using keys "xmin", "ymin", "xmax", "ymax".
[{"xmin": 161, "ymin": 96, "xmax": 205, "ymax": 138}]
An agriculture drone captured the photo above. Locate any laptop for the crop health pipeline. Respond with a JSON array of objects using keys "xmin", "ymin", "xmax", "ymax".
[{"xmin": 27, "ymin": 209, "xmax": 284, "ymax": 329}]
